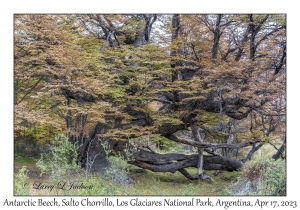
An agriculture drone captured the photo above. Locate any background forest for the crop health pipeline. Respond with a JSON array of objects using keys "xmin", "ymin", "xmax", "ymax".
[{"xmin": 14, "ymin": 14, "xmax": 286, "ymax": 196}]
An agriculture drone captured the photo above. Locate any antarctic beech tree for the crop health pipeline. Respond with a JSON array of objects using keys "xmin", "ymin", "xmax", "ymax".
[{"xmin": 14, "ymin": 14, "xmax": 286, "ymax": 181}]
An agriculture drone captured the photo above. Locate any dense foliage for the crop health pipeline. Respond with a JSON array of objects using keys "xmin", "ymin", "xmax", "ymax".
[{"xmin": 14, "ymin": 14, "xmax": 286, "ymax": 183}]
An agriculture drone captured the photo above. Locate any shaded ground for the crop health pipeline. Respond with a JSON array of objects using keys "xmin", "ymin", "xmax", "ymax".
[
  {"xmin": 14, "ymin": 155, "xmax": 49, "ymax": 181},
  {"xmin": 126, "ymin": 167, "xmax": 239, "ymax": 195},
  {"xmin": 14, "ymin": 163, "xmax": 48, "ymax": 181},
  {"xmin": 14, "ymin": 156, "xmax": 239, "ymax": 196}
]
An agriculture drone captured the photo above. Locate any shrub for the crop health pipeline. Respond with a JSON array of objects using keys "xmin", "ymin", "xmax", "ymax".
[
  {"xmin": 36, "ymin": 134, "xmax": 81, "ymax": 193},
  {"xmin": 241, "ymin": 161, "xmax": 267, "ymax": 182},
  {"xmin": 14, "ymin": 166, "xmax": 30, "ymax": 195},
  {"xmin": 224, "ymin": 158, "xmax": 286, "ymax": 196},
  {"xmin": 36, "ymin": 134, "xmax": 131, "ymax": 195},
  {"xmin": 257, "ymin": 159, "xmax": 286, "ymax": 196}
]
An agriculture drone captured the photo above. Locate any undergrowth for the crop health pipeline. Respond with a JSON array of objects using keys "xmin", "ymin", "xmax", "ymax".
[
  {"xmin": 222, "ymin": 158, "xmax": 286, "ymax": 196},
  {"xmin": 17, "ymin": 134, "xmax": 284, "ymax": 196}
]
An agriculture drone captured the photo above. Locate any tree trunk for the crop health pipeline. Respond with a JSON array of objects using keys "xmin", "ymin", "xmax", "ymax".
[
  {"xmin": 190, "ymin": 117, "xmax": 204, "ymax": 178},
  {"xmin": 234, "ymin": 24, "xmax": 250, "ymax": 62},
  {"xmin": 130, "ymin": 15, "xmax": 157, "ymax": 48},
  {"xmin": 212, "ymin": 14, "xmax": 222, "ymax": 59},
  {"xmin": 171, "ymin": 14, "xmax": 182, "ymax": 82},
  {"xmin": 272, "ymin": 136, "xmax": 286, "ymax": 160}
]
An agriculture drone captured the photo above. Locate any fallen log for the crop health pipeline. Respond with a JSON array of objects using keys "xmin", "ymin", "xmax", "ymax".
[{"xmin": 129, "ymin": 149, "xmax": 243, "ymax": 180}]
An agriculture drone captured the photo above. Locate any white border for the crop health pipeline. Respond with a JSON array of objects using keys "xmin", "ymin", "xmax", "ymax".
[{"xmin": 1, "ymin": 0, "xmax": 298, "ymax": 209}]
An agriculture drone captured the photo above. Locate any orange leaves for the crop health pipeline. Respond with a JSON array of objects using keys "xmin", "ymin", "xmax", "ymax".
[{"xmin": 14, "ymin": 14, "xmax": 286, "ymax": 146}]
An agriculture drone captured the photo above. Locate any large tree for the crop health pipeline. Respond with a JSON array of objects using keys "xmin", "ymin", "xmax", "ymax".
[{"xmin": 14, "ymin": 14, "xmax": 286, "ymax": 181}]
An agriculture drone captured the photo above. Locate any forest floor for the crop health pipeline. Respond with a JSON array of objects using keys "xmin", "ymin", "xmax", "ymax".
[{"xmin": 14, "ymin": 155, "xmax": 239, "ymax": 196}]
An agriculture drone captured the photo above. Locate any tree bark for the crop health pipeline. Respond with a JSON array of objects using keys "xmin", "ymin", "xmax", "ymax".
[
  {"xmin": 190, "ymin": 117, "xmax": 204, "ymax": 178},
  {"xmin": 235, "ymin": 24, "xmax": 250, "ymax": 61},
  {"xmin": 129, "ymin": 149, "xmax": 243, "ymax": 174},
  {"xmin": 129, "ymin": 15, "xmax": 157, "ymax": 47},
  {"xmin": 212, "ymin": 15, "xmax": 222, "ymax": 59},
  {"xmin": 171, "ymin": 14, "xmax": 182, "ymax": 82},
  {"xmin": 240, "ymin": 143, "xmax": 263, "ymax": 163},
  {"xmin": 272, "ymin": 136, "xmax": 286, "ymax": 160}
]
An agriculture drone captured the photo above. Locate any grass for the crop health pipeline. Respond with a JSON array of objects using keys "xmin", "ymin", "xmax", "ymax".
[
  {"xmin": 14, "ymin": 160, "xmax": 240, "ymax": 196},
  {"xmin": 14, "ymin": 148, "xmax": 241, "ymax": 196},
  {"xmin": 127, "ymin": 168, "xmax": 239, "ymax": 196},
  {"xmin": 14, "ymin": 153, "xmax": 38, "ymax": 165},
  {"xmin": 13, "ymin": 136, "xmax": 284, "ymax": 196}
]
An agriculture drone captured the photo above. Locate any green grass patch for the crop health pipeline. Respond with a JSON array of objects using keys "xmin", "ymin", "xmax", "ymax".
[
  {"xmin": 14, "ymin": 161, "xmax": 241, "ymax": 196},
  {"xmin": 14, "ymin": 154, "xmax": 38, "ymax": 165},
  {"xmin": 126, "ymin": 168, "xmax": 240, "ymax": 196},
  {"xmin": 14, "ymin": 134, "xmax": 242, "ymax": 196}
]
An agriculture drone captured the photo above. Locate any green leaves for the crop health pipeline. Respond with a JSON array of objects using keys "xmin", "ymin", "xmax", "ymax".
[
  {"xmin": 36, "ymin": 134, "xmax": 80, "ymax": 182},
  {"xmin": 14, "ymin": 15, "xmax": 285, "ymax": 164},
  {"xmin": 14, "ymin": 166, "xmax": 30, "ymax": 195}
]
